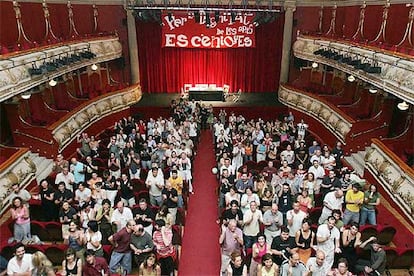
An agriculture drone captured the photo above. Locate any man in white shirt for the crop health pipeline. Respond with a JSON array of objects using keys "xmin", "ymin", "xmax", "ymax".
[
  {"xmin": 316, "ymin": 216, "xmax": 341, "ymax": 271},
  {"xmin": 306, "ymin": 250, "xmax": 329, "ymax": 276},
  {"xmin": 145, "ymin": 167, "xmax": 165, "ymax": 207},
  {"xmin": 55, "ymin": 166, "xmax": 75, "ymax": 192},
  {"xmin": 74, "ymin": 182, "xmax": 92, "ymax": 208},
  {"xmin": 308, "ymin": 160, "xmax": 325, "ymax": 191},
  {"xmin": 280, "ymin": 144, "xmax": 295, "ymax": 165},
  {"xmin": 243, "ymin": 201, "xmax": 263, "ymax": 249},
  {"xmin": 7, "ymin": 243, "xmax": 32, "ymax": 276},
  {"xmin": 111, "ymin": 201, "xmax": 133, "ymax": 232},
  {"xmin": 287, "ymin": 202, "xmax": 308, "ymax": 237},
  {"xmin": 319, "ymin": 188, "xmax": 344, "ymax": 224}
]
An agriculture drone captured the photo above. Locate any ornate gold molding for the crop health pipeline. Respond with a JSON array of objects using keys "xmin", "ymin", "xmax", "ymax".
[
  {"xmin": 365, "ymin": 139, "xmax": 414, "ymax": 223},
  {"xmin": 278, "ymin": 84, "xmax": 353, "ymax": 143},
  {"xmin": 51, "ymin": 85, "xmax": 142, "ymax": 151},
  {"xmin": 292, "ymin": 36, "xmax": 414, "ymax": 105},
  {"xmin": 0, "ymin": 36, "xmax": 122, "ymax": 102}
]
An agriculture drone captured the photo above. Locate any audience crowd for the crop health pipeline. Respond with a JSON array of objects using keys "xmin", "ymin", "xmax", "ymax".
[
  {"xmin": 3, "ymin": 100, "xmax": 387, "ymax": 276},
  {"xmin": 215, "ymin": 111, "xmax": 385, "ymax": 276},
  {"xmin": 5, "ymin": 98, "xmax": 211, "ymax": 276}
]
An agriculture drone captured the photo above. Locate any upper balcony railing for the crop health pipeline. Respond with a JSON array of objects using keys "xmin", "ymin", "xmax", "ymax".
[
  {"xmin": 365, "ymin": 138, "xmax": 414, "ymax": 223},
  {"xmin": 0, "ymin": 36, "xmax": 122, "ymax": 102},
  {"xmin": 292, "ymin": 35, "xmax": 414, "ymax": 105}
]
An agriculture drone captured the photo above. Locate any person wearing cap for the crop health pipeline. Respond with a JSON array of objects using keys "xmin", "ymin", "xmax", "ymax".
[
  {"xmin": 355, "ymin": 236, "xmax": 386, "ymax": 275},
  {"xmin": 83, "ymin": 249, "xmax": 109, "ymax": 276},
  {"xmin": 342, "ymin": 183, "xmax": 364, "ymax": 226}
]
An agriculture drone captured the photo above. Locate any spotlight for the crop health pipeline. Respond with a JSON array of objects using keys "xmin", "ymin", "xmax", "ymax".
[
  {"xmin": 49, "ymin": 78, "xmax": 57, "ymax": 87},
  {"xmin": 369, "ymin": 87, "xmax": 378, "ymax": 94},
  {"xmin": 397, "ymin": 101, "xmax": 409, "ymax": 111},
  {"xmin": 21, "ymin": 92, "xmax": 31, "ymax": 100},
  {"xmin": 311, "ymin": 62, "xmax": 318, "ymax": 68},
  {"xmin": 91, "ymin": 64, "xmax": 98, "ymax": 71},
  {"xmin": 313, "ymin": 49, "xmax": 324, "ymax": 55},
  {"xmin": 347, "ymin": 75, "xmax": 355, "ymax": 82}
]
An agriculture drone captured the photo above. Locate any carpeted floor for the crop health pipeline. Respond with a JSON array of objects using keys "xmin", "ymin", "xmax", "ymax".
[{"xmin": 178, "ymin": 130, "xmax": 221, "ymax": 275}]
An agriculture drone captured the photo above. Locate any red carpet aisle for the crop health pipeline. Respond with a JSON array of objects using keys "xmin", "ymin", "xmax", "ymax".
[{"xmin": 178, "ymin": 130, "xmax": 221, "ymax": 275}]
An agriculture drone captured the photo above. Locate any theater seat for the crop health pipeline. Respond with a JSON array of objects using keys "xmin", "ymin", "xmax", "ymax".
[
  {"xmin": 45, "ymin": 246, "xmax": 67, "ymax": 266},
  {"xmin": 360, "ymin": 225, "xmax": 378, "ymax": 241},
  {"xmin": 377, "ymin": 225, "xmax": 397, "ymax": 245},
  {"xmin": 45, "ymin": 222, "xmax": 63, "ymax": 242}
]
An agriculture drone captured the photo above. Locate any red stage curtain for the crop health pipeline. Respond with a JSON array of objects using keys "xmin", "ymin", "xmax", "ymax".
[{"xmin": 136, "ymin": 15, "xmax": 284, "ymax": 93}]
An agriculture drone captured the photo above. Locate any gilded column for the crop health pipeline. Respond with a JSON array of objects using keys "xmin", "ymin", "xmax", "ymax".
[
  {"xmin": 279, "ymin": 1, "xmax": 296, "ymax": 84},
  {"xmin": 127, "ymin": 9, "xmax": 140, "ymax": 84}
]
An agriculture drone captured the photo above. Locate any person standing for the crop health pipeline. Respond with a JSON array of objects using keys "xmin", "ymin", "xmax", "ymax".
[
  {"xmin": 108, "ymin": 219, "xmax": 136, "ymax": 274},
  {"xmin": 342, "ymin": 184, "xmax": 364, "ymax": 226},
  {"xmin": 262, "ymin": 203, "xmax": 283, "ymax": 246},
  {"xmin": 242, "ymin": 201, "xmax": 263, "ymax": 249},
  {"xmin": 316, "ymin": 216, "xmax": 341, "ymax": 271},
  {"xmin": 146, "ymin": 167, "xmax": 165, "ymax": 207},
  {"xmin": 10, "ymin": 197, "xmax": 31, "ymax": 243},
  {"xmin": 280, "ymin": 252, "xmax": 307, "ymax": 276},
  {"xmin": 360, "ymin": 184, "xmax": 380, "ymax": 226},
  {"xmin": 306, "ymin": 250, "xmax": 329, "ymax": 276},
  {"xmin": 219, "ymin": 219, "xmax": 244, "ymax": 276}
]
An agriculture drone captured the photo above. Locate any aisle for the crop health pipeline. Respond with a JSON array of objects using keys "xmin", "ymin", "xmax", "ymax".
[{"xmin": 178, "ymin": 130, "xmax": 221, "ymax": 275}]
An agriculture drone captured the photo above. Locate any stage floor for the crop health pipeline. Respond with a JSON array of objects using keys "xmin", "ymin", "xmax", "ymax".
[{"xmin": 133, "ymin": 92, "xmax": 284, "ymax": 108}]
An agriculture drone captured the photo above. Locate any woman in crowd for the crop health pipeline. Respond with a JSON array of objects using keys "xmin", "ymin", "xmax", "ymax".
[
  {"xmin": 63, "ymin": 220, "xmax": 86, "ymax": 259},
  {"xmin": 138, "ymin": 253, "xmax": 161, "ymax": 276},
  {"xmin": 61, "ymin": 248, "xmax": 82, "ymax": 276},
  {"xmin": 32, "ymin": 251, "xmax": 55, "ymax": 276},
  {"xmin": 95, "ymin": 199, "xmax": 113, "ymax": 245},
  {"xmin": 226, "ymin": 251, "xmax": 247, "ymax": 276},
  {"xmin": 260, "ymin": 189, "xmax": 274, "ymax": 213},
  {"xmin": 39, "ymin": 179, "xmax": 56, "ymax": 221},
  {"xmin": 249, "ymin": 233, "xmax": 270, "ymax": 276},
  {"xmin": 240, "ymin": 186, "xmax": 260, "ymax": 214},
  {"xmin": 225, "ymin": 186, "xmax": 241, "ymax": 209},
  {"xmin": 341, "ymin": 222, "xmax": 362, "ymax": 273},
  {"xmin": 107, "ymin": 152, "xmax": 121, "ymax": 179},
  {"xmin": 91, "ymin": 182, "xmax": 106, "ymax": 210},
  {"xmin": 360, "ymin": 184, "xmax": 380, "ymax": 226},
  {"xmin": 153, "ymin": 220, "xmax": 176, "ymax": 276},
  {"xmin": 328, "ymin": 258, "xmax": 354, "ymax": 276},
  {"xmin": 257, "ymin": 253, "xmax": 279, "ymax": 276},
  {"xmin": 79, "ymin": 203, "xmax": 96, "ymax": 230},
  {"xmin": 295, "ymin": 218, "xmax": 315, "ymax": 264},
  {"xmin": 85, "ymin": 220, "xmax": 103, "ymax": 257},
  {"xmin": 155, "ymin": 205, "xmax": 173, "ymax": 228},
  {"xmin": 10, "ymin": 197, "xmax": 31, "ymax": 242},
  {"xmin": 301, "ymin": 172, "xmax": 316, "ymax": 202},
  {"xmin": 296, "ymin": 189, "xmax": 313, "ymax": 214}
]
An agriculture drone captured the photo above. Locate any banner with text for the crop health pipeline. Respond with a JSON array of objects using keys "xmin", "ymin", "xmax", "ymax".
[{"xmin": 161, "ymin": 11, "xmax": 256, "ymax": 49}]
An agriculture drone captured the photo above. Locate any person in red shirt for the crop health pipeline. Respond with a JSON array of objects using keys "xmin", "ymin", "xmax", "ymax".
[
  {"xmin": 108, "ymin": 219, "xmax": 136, "ymax": 274},
  {"xmin": 83, "ymin": 249, "xmax": 109, "ymax": 276}
]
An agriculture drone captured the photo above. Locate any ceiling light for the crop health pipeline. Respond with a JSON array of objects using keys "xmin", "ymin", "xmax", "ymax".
[
  {"xmin": 91, "ymin": 64, "xmax": 98, "ymax": 71},
  {"xmin": 369, "ymin": 87, "xmax": 378, "ymax": 94},
  {"xmin": 311, "ymin": 62, "xmax": 318, "ymax": 68},
  {"xmin": 49, "ymin": 79, "xmax": 57, "ymax": 87},
  {"xmin": 21, "ymin": 92, "xmax": 31, "ymax": 100},
  {"xmin": 347, "ymin": 75, "xmax": 355, "ymax": 82},
  {"xmin": 397, "ymin": 101, "xmax": 409, "ymax": 111}
]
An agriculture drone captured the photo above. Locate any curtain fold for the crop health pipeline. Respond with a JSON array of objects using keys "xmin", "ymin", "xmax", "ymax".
[{"xmin": 136, "ymin": 15, "xmax": 284, "ymax": 93}]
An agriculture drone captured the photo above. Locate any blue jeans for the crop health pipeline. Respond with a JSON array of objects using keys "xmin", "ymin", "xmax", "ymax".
[
  {"xmin": 243, "ymin": 234, "xmax": 257, "ymax": 249},
  {"xmin": 109, "ymin": 251, "xmax": 132, "ymax": 274},
  {"xmin": 359, "ymin": 207, "xmax": 377, "ymax": 225}
]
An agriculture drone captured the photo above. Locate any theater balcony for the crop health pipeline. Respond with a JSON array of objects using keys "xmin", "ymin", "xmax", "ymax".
[
  {"xmin": 0, "ymin": 36, "xmax": 122, "ymax": 103},
  {"xmin": 292, "ymin": 35, "xmax": 414, "ymax": 106}
]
